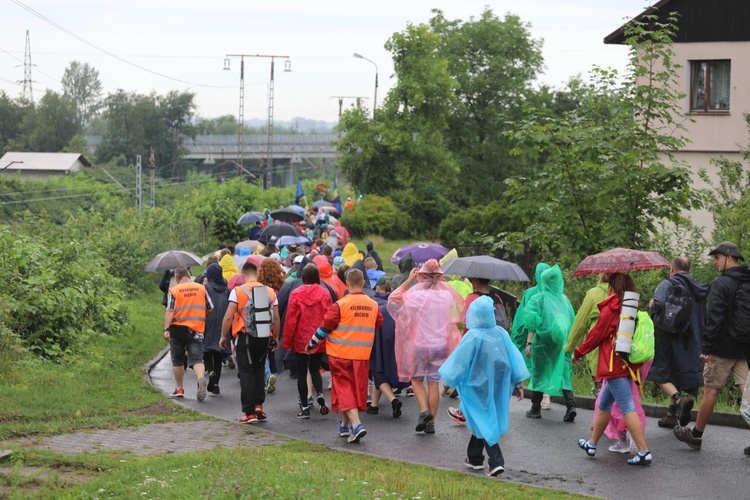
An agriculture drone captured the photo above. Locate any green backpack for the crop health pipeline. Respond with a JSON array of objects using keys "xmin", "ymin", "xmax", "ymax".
[{"xmin": 629, "ymin": 311, "xmax": 655, "ymax": 364}]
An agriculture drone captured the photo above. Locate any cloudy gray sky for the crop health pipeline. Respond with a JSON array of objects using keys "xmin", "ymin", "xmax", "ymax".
[{"xmin": 1, "ymin": 0, "xmax": 652, "ymax": 123}]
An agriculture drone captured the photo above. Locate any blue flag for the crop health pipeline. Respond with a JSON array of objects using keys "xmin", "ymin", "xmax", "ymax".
[
  {"xmin": 332, "ymin": 178, "xmax": 342, "ymax": 214},
  {"xmin": 295, "ymin": 179, "xmax": 304, "ymax": 205}
]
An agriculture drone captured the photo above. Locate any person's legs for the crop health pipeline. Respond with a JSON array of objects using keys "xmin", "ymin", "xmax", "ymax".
[
  {"xmin": 211, "ymin": 351, "xmax": 223, "ymax": 386},
  {"xmin": 694, "ymin": 387, "xmax": 720, "ymax": 432},
  {"xmin": 295, "ymin": 352, "xmax": 310, "ymax": 407},
  {"xmin": 527, "ymin": 390, "xmax": 542, "ymax": 418},
  {"xmin": 235, "ymin": 340, "xmax": 254, "ymax": 414},
  {"xmin": 371, "ymin": 387, "xmax": 382, "ymax": 408},
  {"xmin": 466, "ymin": 434, "xmax": 485, "ymax": 467},
  {"xmin": 411, "ymin": 378, "xmax": 428, "ymax": 413},
  {"xmin": 308, "ymin": 353, "xmax": 324, "ymax": 395},
  {"xmin": 172, "ymin": 365, "xmax": 185, "ymax": 388},
  {"xmin": 427, "ymin": 380, "xmax": 440, "ymax": 417},
  {"xmin": 484, "ymin": 441, "xmax": 505, "ymax": 470}
]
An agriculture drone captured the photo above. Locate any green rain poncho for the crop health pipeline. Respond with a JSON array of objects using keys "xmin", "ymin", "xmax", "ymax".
[
  {"xmin": 563, "ymin": 282, "xmax": 609, "ymax": 376},
  {"xmin": 524, "ymin": 264, "xmax": 575, "ymax": 396},
  {"xmin": 511, "ymin": 263, "xmax": 550, "ymax": 371}
]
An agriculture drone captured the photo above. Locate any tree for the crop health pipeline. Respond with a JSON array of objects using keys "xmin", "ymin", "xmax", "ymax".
[
  {"xmin": 0, "ymin": 92, "xmax": 31, "ymax": 152},
  {"xmin": 18, "ymin": 90, "xmax": 81, "ymax": 152},
  {"xmin": 61, "ymin": 61, "xmax": 103, "ymax": 127},
  {"xmin": 504, "ymin": 14, "xmax": 703, "ymax": 260},
  {"xmin": 95, "ymin": 90, "xmax": 196, "ymax": 169}
]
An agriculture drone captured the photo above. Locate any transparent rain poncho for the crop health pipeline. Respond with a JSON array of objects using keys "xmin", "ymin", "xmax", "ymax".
[
  {"xmin": 511, "ymin": 262, "xmax": 550, "ymax": 371},
  {"xmin": 524, "ymin": 264, "xmax": 575, "ymax": 396},
  {"xmin": 387, "ymin": 259, "xmax": 463, "ymax": 382},
  {"xmin": 439, "ymin": 296, "xmax": 530, "ymax": 446}
]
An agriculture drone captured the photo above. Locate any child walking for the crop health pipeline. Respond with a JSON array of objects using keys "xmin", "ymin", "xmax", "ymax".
[{"xmin": 439, "ymin": 296, "xmax": 529, "ymax": 476}]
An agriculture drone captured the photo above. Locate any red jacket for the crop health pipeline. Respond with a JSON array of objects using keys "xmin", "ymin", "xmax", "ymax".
[
  {"xmin": 283, "ymin": 283, "xmax": 333, "ymax": 354},
  {"xmin": 574, "ymin": 294, "xmax": 642, "ymax": 380}
]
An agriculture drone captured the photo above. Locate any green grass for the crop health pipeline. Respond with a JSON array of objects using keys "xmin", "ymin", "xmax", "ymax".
[{"xmin": 3, "ymin": 443, "xmax": 582, "ymax": 499}]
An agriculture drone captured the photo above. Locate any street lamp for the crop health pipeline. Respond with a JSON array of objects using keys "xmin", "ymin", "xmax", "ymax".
[{"xmin": 353, "ymin": 53, "xmax": 378, "ymax": 119}]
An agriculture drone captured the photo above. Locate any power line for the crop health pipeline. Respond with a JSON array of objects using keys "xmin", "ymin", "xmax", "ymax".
[{"xmin": 10, "ymin": 0, "xmax": 232, "ymax": 90}]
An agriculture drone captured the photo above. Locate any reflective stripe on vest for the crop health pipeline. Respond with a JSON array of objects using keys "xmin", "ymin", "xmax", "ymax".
[
  {"xmin": 328, "ymin": 294, "xmax": 378, "ymax": 360},
  {"xmin": 169, "ymin": 282, "xmax": 208, "ymax": 333}
]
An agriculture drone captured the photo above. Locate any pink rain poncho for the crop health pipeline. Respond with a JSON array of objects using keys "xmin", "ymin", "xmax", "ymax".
[{"xmin": 387, "ymin": 259, "xmax": 463, "ymax": 383}]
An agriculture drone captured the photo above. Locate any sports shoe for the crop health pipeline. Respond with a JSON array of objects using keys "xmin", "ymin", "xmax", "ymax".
[
  {"xmin": 541, "ymin": 394, "xmax": 551, "ymax": 410},
  {"xmin": 348, "ymin": 423, "xmax": 367, "ymax": 443},
  {"xmin": 658, "ymin": 412, "xmax": 678, "ymax": 428},
  {"xmin": 266, "ymin": 374, "xmax": 277, "ymax": 394},
  {"xmin": 486, "ymin": 465, "xmax": 505, "ymax": 477},
  {"xmin": 239, "ymin": 412, "xmax": 258, "ymax": 424},
  {"xmin": 526, "ymin": 409, "xmax": 542, "ymax": 419},
  {"xmin": 171, "ymin": 388, "xmax": 185, "ymax": 398},
  {"xmin": 391, "ymin": 399, "xmax": 403, "ymax": 418},
  {"xmin": 406, "ymin": 386, "xmax": 414, "ymax": 397},
  {"xmin": 255, "ymin": 405, "xmax": 267, "ymax": 422},
  {"xmin": 608, "ymin": 436, "xmax": 631, "ymax": 454},
  {"xmin": 464, "ymin": 459, "xmax": 484, "ymax": 470},
  {"xmin": 210, "ymin": 386, "xmax": 220, "ymax": 395},
  {"xmin": 674, "ymin": 426, "xmax": 702, "ymax": 450},
  {"xmin": 578, "ymin": 439, "xmax": 597, "ymax": 457},
  {"xmin": 744, "ymin": 445, "xmax": 750, "ymax": 456},
  {"xmin": 297, "ymin": 407, "xmax": 310, "ymax": 419},
  {"xmin": 366, "ymin": 405, "xmax": 379, "ymax": 415},
  {"xmin": 627, "ymin": 450, "xmax": 652, "ymax": 466},
  {"xmin": 227, "ymin": 356, "xmax": 236, "ymax": 369},
  {"xmin": 442, "ymin": 385, "xmax": 458, "ymax": 398},
  {"xmin": 675, "ymin": 395, "xmax": 694, "ymax": 427},
  {"xmin": 307, "ymin": 396, "xmax": 315, "ymax": 409},
  {"xmin": 317, "ymin": 393, "xmax": 329, "ymax": 415},
  {"xmin": 196, "ymin": 376, "xmax": 208, "ymax": 402},
  {"xmin": 207, "ymin": 371, "xmax": 217, "ymax": 392},
  {"xmin": 393, "ymin": 388, "xmax": 403, "ymax": 397},
  {"xmin": 563, "ymin": 407, "xmax": 577, "ymax": 423},
  {"xmin": 424, "ymin": 422, "xmax": 435, "ymax": 434},
  {"xmin": 415, "ymin": 411, "xmax": 433, "ymax": 432},
  {"xmin": 447, "ymin": 407, "xmax": 466, "ymax": 423},
  {"xmin": 338, "ymin": 422, "xmax": 350, "ymax": 437}
]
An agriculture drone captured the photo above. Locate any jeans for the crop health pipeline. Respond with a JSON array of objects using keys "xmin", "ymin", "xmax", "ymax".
[
  {"xmin": 235, "ymin": 335, "xmax": 270, "ymax": 414},
  {"xmin": 598, "ymin": 376, "xmax": 636, "ymax": 414},
  {"xmin": 467, "ymin": 435, "xmax": 504, "ymax": 469},
  {"xmin": 530, "ymin": 390, "xmax": 576, "ymax": 411}
]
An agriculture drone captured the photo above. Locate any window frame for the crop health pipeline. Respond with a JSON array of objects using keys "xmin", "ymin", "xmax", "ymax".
[{"xmin": 689, "ymin": 59, "xmax": 731, "ymax": 114}]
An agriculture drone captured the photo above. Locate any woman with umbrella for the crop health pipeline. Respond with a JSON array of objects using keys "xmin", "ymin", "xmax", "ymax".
[
  {"xmin": 388, "ymin": 259, "xmax": 463, "ymax": 434},
  {"xmin": 574, "ymin": 273, "xmax": 652, "ymax": 466}
]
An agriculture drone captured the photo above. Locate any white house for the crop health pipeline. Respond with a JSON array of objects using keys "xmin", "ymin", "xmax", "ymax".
[{"xmin": 0, "ymin": 152, "xmax": 92, "ymax": 180}]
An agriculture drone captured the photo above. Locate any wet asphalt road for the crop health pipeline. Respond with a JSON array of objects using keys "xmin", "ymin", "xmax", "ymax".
[{"xmin": 150, "ymin": 352, "xmax": 750, "ymax": 499}]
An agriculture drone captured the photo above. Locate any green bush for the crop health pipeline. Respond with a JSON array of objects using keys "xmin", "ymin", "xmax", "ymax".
[
  {"xmin": 438, "ymin": 200, "xmax": 523, "ymax": 244},
  {"xmin": 340, "ymin": 195, "xmax": 410, "ymax": 239}
]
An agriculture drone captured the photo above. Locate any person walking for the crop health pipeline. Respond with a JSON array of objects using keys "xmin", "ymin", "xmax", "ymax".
[
  {"xmin": 306, "ymin": 269, "xmax": 383, "ymax": 443},
  {"xmin": 647, "ymin": 257, "xmax": 708, "ymax": 428},
  {"xmin": 388, "ymin": 259, "xmax": 463, "ymax": 434},
  {"xmin": 574, "ymin": 273, "xmax": 652, "ymax": 466},
  {"xmin": 439, "ymin": 296, "xmax": 529, "ymax": 477},
  {"xmin": 674, "ymin": 242, "xmax": 750, "ymax": 451},
  {"xmin": 163, "ymin": 266, "xmax": 213, "ymax": 401},
  {"xmin": 283, "ymin": 264, "xmax": 333, "ymax": 419},
  {"xmin": 524, "ymin": 264, "xmax": 577, "ymax": 422},
  {"xmin": 219, "ymin": 261, "xmax": 280, "ymax": 424},
  {"xmin": 202, "ymin": 263, "xmax": 230, "ymax": 395}
]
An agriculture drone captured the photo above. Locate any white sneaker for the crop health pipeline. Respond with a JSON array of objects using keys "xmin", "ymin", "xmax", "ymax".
[
  {"xmin": 608, "ymin": 436, "xmax": 631, "ymax": 454},
  {"xmin": 541, "ymin": 394, "xmax": 551, "ymax": 410}
]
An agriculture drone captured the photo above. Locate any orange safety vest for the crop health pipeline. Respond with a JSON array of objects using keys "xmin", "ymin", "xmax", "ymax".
[
  {"xmin": 327, "ymin": 293, "xmax": 378, "ymax": 360},
  {"xmin": 169, "ymin": 281, "xmax": 209, "ymax": 333},
  {"xmin": 231, "ymin": 281, "xmax": 276, "ymax": 338}
]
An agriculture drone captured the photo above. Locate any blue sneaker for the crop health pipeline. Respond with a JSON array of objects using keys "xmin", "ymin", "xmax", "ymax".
[
  {"xmin": 338, "ymin": 422, "xmax": 350, "ymax": 437},
  {"xmin": 348, "ymin": 423, "xmax": 367, "ymax": 443}
]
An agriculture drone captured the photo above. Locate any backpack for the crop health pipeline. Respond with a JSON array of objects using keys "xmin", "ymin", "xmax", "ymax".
[
  {"xmin": 654, "ymin": 277, "xmax": 693, "ymax": 335},
  {"xmin": 473, "ymin": 291, "xmax": 510, "ymax": 331},
  {"xmin": 728, "ymin": 278, "xmax": 750, "ymax": 345},
  {"xmin": 629, "ymin": 311, "xmax": 655, "ymax": 364},
  {"xmin": 238, "ymin": 285, "xmax": 273, "ymax": 338}
]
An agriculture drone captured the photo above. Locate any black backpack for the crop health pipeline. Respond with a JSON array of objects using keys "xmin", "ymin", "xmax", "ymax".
[
  {"xmin": 728, "ymin": 278, "xmax": 750, "ymax": 345},
  {"xmin": 655, "ymin": 277, "xmax": 693, "ymax": 335}
]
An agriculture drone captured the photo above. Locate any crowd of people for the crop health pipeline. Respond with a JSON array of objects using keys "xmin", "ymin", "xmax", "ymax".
[{"xmin": 160, "ymin": 235, "xmax": 750, "ymax": 476}]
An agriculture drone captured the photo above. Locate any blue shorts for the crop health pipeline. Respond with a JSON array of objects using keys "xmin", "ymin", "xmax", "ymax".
[{"xmin": 598, "ymin": 377, "xmax": 636, "ymax": 415}]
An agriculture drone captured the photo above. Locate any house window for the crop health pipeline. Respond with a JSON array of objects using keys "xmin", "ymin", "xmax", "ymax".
[{"xmin": 690, "ymin": 60, "xmax": 730, "ymax": 112}]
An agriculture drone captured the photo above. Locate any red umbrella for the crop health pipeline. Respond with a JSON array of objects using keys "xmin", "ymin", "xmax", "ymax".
[{"xmin": 571, "ymin": 248, "xmax": 671, "ymax": 278}]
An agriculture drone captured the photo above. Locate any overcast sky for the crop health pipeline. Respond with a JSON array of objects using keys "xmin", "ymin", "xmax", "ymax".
[{"xmin": 0, "ymin": 0, "xmax": 653, "ymax": 124}]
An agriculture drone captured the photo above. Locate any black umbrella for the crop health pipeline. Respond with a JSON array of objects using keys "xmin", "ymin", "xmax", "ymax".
[
  {"xmin": 441, "ymin": 255, "xmax": 530, "ymax": 282},
  {"xmin": 270, "ymin": 208, "xmax": 304, "ymax": 223},
  {"xmin": 144, "ymin": 250, "xmax": 203, "ymax": 272},
  {"xmin": 237, "ymin": 211, "xmax": 266, "ymax": 225},
  {"xmin": 258, "ymin": 224, "xmax": 303, "ymax": 244}
]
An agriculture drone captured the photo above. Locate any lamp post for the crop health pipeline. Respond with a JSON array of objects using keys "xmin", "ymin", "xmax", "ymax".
[{"xmin": 353, "ymin": 53, "xmax": 378, "ymax": 119}]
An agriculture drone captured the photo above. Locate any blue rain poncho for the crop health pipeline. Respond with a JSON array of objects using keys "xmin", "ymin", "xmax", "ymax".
[
  {"xmin": 524, "ymin": 264, "xmax": 575, "ymax": 396},
  {"xmin": 439, "ymin": 296, "xmax": 529, "ymax": 446}
]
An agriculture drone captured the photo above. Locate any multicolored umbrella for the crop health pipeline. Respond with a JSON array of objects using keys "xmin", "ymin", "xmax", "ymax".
[
  {"xmin": 442, "ymin": 255, "xmax": 530, "ymax": 282},
  {"xmin": 143, "ymin": 250, "xmax": 203, "ymax": 272},
  {"xmin": 571, "ymin": 248, "xmax": 671, "ymax": 278},
  {"xmin": 390, "ymin": 242, "xmax": 451, "ymax": 266}
]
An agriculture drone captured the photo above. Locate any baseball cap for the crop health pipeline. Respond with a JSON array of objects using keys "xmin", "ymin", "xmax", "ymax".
[
  {"xmin": 708, "ymin": 241, "xmax": 745, "ymax": 261},
  {"xmin": 375, "ymin": 275, "xmax": 389, "ymax": 287}
]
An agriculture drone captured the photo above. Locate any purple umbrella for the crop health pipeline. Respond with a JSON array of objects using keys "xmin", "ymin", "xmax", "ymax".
[{"xmin": 390, "ymin": 242, "xmax": 451, "ymax": 266}]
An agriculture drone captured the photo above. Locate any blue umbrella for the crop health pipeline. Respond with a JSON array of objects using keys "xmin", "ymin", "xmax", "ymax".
[{"xmin": 390, "ymin": 242, "xmax": 450, "ymax": 266}]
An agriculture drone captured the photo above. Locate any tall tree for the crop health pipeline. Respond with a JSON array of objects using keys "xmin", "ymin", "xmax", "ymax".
[
  {"xmin": 61, "ymin": 61, "xmax": 103, "ymax": 127},
  {"xmin": 16, "ymin": 90, "xmax": 81, "ymax": 152},
  {"xmin": 0, "ymin": 92, "xmax": 31, "ymax": 152}
]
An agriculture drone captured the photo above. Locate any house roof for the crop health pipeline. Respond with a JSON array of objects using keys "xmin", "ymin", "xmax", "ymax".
[
  {"xmin": 0, "ymin": 152, "xmax": 92, "ymax": 172},
  {"xmin": 604, "ymin": 0, "xmax": 750, "ymax": 45}
]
